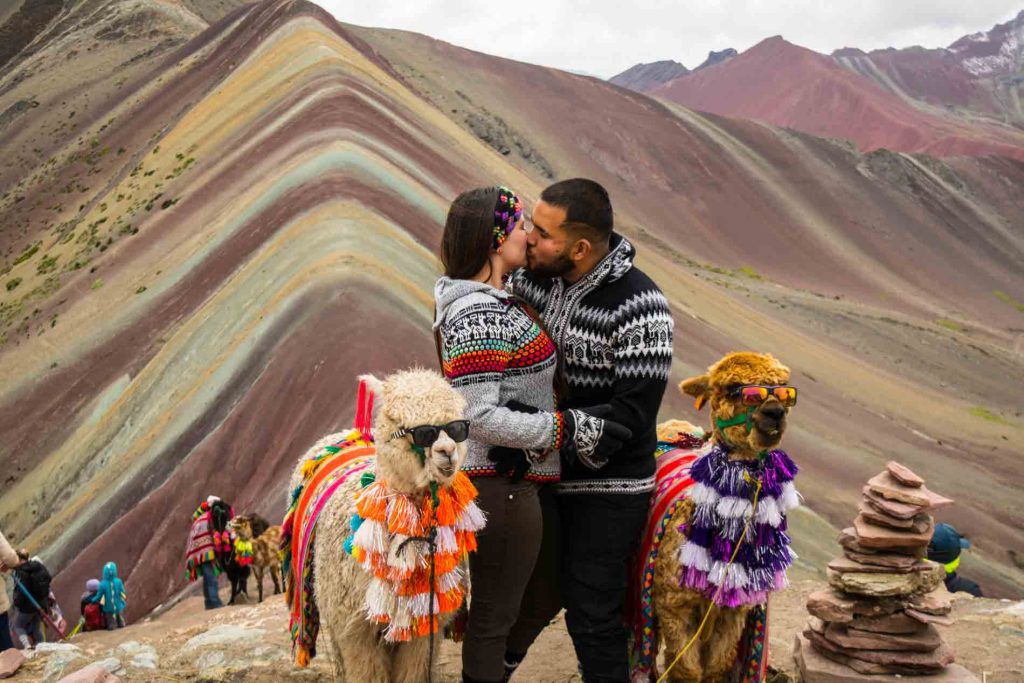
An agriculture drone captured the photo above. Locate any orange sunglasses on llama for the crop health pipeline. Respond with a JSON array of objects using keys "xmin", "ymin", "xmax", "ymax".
[{"xmin": 727, "ymin": 384, "xmax": 798, "ymax": 407}]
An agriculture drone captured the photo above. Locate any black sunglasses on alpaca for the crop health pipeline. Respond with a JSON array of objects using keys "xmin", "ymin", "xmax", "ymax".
[{"xmin": 390, "ymin": 420, "xmax": 470, "ymax": 447}]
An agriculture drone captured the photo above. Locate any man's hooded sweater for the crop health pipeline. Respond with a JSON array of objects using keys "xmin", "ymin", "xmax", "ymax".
[{"xmin": 509, "ymin": 233, "xmax": 674, "ymax": 494}]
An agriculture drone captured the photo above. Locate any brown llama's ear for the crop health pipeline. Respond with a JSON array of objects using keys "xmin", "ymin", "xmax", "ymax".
[{"xmin": 680, "ymin": 374, "xmax": 711, "ymax": 411}]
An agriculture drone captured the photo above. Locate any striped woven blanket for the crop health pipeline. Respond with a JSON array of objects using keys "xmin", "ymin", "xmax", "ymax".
[
  {"xmin": 281, "ymin": 430, "xmax": 374, "ymax": 667},
  {"xmin": 628, "ymin": 437, "xmax": 770, "ymax": 682}
]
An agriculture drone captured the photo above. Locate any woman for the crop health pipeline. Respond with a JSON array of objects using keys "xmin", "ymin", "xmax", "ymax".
[
  {"xmin": 93, "ymin": 561, "xmax": 127, "ymax": 629},
  {"xmin": 433, "ymin": 186, "xmax": 630, "ymax": 683}
]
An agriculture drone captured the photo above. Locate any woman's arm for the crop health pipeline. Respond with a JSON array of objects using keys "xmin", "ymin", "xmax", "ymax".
[{"xmin": 441, "ymin": 302, "xmax": 558, "ymax": 450}]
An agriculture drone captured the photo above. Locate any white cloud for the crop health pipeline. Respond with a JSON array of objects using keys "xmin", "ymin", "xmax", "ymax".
[{"xmin": 320, "ymin": 0, "xmax": 1022, "ymax": 78}]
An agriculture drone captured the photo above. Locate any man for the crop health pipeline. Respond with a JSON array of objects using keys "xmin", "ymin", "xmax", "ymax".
[
  {"xmin": 11, "ymin": 550, "xmax": 50, "ymax": 649},
  {"xmin": 505, "ymin": 178, "xmax": 674, "ymax": 682},
  {"xmin": 927, "ymin": 522, "xmax": 982, "ymax": 597}
]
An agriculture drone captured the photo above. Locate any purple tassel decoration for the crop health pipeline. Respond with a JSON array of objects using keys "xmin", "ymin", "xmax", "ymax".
[{"xmin": 676, "ymin": 443, "xmax": 800, "ymax": 607}]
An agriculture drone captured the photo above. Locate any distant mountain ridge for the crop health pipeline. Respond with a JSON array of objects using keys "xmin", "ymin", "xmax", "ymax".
[
  {"xmin": 649, "ymin": 33, "xmax": 1024, "ymax": 159},
  {"xmin": 613, "ymin": 11, "xmax": 1024, "ymax": 135},
  {"xmin": 609, "ymin": 59, "xmax": 689, "ymax": 91},
  {"xmin": 834, "ymin": 9, "xmax": 1024, "ymax": 123}
]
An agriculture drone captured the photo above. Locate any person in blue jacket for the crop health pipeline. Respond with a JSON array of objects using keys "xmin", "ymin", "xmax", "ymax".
[
  {"xmin": 92, "ymin": 561, "xmax": 127, "ymax": 629},
  {"xmin": 927, "ymin": 523, "xmax": 983, "ymax": 597}
]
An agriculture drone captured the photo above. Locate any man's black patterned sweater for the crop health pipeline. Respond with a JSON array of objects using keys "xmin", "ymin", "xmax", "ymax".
[{"xmin": 509, "ymin": 233, "xmax": 674, "ymax": 494}]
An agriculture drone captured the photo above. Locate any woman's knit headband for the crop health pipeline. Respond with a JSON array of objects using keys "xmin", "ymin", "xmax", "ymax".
[{"xmin": 492, "ymin": 186, "xmax": 523, "ymax": 250}]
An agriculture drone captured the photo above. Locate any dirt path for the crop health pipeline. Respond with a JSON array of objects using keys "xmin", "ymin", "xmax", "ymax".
[{"xmin": 9, "ymin": 578, "xmax": 1023, "ymax": 681}]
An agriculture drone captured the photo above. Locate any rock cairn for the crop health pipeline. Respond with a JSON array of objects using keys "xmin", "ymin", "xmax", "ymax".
[{"xmin": 795, "ymin": 462, "xmax": 979, "ymax": 680}]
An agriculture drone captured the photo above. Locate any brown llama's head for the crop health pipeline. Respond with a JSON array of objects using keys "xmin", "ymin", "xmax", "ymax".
[
  {"xmin": 229, "ymin": 516, "xmax": 254, "ymax": 541},
  {"xmin": 680, "ymin": 352, "xmax": 795, "ymax": 459}
]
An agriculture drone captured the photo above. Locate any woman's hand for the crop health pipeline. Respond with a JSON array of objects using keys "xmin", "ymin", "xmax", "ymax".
[
  {"xmin": 488, "ymin": 400, "xmax": 542, "ymax": 481},
  {"xmin": 487, "ymin": 446, "xmax": 533, "ymax": 482}
]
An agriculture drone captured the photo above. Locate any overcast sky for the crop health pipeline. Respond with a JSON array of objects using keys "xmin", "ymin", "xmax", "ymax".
[{"xmin": 320, "ymin": 1, "xmax": 1023, "ymax": 78}]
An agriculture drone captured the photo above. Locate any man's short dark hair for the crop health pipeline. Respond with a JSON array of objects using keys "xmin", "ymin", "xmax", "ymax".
[{"xmin": 540, "ymin": 178, "xmax": 613, "ymax": 243}]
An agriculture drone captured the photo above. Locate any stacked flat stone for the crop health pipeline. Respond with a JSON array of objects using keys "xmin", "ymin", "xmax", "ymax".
[{"xmin": 795, "ymin": 462, "xmax": 979, "ymax": 681}]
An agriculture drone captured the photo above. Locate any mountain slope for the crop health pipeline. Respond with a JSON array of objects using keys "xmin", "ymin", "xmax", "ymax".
[
  {"xmin": 0, "ymin": 0, "xmax": 1021, "ymax": 623},
  {"xmin": 652, "ymin": 36, "xmax": 1024, "ymax": 159},
  {"xmin": 834, "ymin": 10, "xmax": 1024, "ymax": 125}
]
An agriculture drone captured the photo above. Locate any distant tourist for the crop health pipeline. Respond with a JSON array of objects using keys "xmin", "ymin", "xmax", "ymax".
[
  {"xmin": 93, "ymin": 562, "xmax": 127, "ymax": 629},
  {"xmin": 185, "ymin": 495, "xmax": 234, "ymax": 610},
  {"xmin": 80, "ymin": 579, "xmax": 105, "ymax": 632},
  {"xmin": 927, "ymin": 522, "xmax": 982, "ymax": 597},
  {"xmin": 0, "ymin": 527, "xmax": 23, "ymax": 651},
  {"xmin": 11, "ymin": 550, "xmax": 50, "ymax": 649}
]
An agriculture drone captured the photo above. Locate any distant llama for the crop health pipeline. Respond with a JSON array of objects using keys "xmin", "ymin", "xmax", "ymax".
[{"xmin": 230, "ymin": 514, "xmax": 283, "ymax": 603}]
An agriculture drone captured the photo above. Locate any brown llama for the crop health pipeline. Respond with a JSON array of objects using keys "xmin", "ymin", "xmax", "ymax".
[{"xmin": 231, "ymin": 514, "xmax": 283, "ymax": 603}]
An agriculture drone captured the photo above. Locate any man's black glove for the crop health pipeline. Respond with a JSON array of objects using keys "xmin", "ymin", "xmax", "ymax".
[
  {"xmin": 487, "ymin": 401, "xmax": 541, "ymax": 482},
  {"xmin": 559, "ymin": 409, "xmax": 632, "ymax": 470}
]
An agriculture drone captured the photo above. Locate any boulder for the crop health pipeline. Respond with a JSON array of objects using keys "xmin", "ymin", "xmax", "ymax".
[
  {"xmin": 806, "ymin": 589, "xmax": 903, "ymax": 623},
  {"xmin": 116, "ymin": 642, "xmax": 158, "ymax": 670},
  {"xmin": 826, "ymin": 562, "xmax": 943, "ymax": 597},
  {"xmin": 823, "ymin": 622, "xmax": 942, "ymax": 652},
  {"xmin": 842, "ymin": 548, "xmax": 918, "ymax": 570},
  {"xmin": 181, "ymin": 624, "xmax": 266, "ymax": 652},
  {"xmin": 195, "ymin": 650, "xmax": 226, "ymax": 670},
  {"xmin": 0, "ymin": 649, "xmax": 26, "ymax": 679},
  {"xmin": 42, "ymin": 646, "xmax": 85, "ymax": 682},
  {"xmin": 853, "ymin": 515, "xmax": 932, "ymax": 550},
  {"xmin": 847, "ymin": 610, "xmax": 929, "ymax": 634},
  {"xmin": 55, "ymin": 664, "xmax": 120, "ymax": 682},
  {"xmin": 91, "ymin": 658, "xmax": 124, "ymax": 675},
  {"xmin": 905, "ymin": 607, "xmax": 954, "ymax": 626},
  {"xmin": 909, "ymin": 585, "xmax": 954, "ymax": 615},
  {"xmin": 838, "ymin": 526, "xmax": 926, "ymax": 558},
  {"xmin": 886, "ymin": 461, "xmax": 925, "ymax": 488},
  {"xmin": 862, "ymin": 487, "xmax": 922, "ymax": 519},
  {"xmin": 867, "ymin": 472, "xmax": 953, "ymax": 510},
  {"xmin": 857, "ymin": 501, "xmax": 914, "ymax": 529},
  {"xmin": 36, "ymin": 643, "xmax": 81, "ymax": 655},
  {"xmin": 828, "ymin": 556, "xmax": 912, "ymax": 575},
  {"xmin": 805, "ymin": 628, "xmax": 955, "ymax": 672},
  {"xmin": 796, "ymin": 632, "xmax": 979, "ymax": 681}
]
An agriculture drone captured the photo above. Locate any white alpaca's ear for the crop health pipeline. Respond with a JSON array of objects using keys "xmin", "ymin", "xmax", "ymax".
[{"xmin": 359, "ymin": 374, "xmax": 385, "ymax": 397}]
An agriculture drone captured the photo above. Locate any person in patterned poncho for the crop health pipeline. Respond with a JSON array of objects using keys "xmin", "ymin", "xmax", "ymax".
[{"xmin": 185, "ymin": 495, "xmax": 234, "ymax": 610}]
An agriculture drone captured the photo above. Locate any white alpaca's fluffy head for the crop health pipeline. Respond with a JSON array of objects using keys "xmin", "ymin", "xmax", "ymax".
[{"xmin": 361, "ymin": 369, "xmax": 468, "ymax": 494}]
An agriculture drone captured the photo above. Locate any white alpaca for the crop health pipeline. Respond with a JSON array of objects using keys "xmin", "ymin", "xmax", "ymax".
[{"xmin": 286, "ymin": 368, "xmax": 475, "ymax": 683}]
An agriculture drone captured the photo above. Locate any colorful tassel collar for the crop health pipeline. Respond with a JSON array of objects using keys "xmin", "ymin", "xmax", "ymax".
[
  {"xmin": 234, "ymin": 538, "xmax": 254, "ymax": 567},
  {"xmin": 677, "ymin": 441, "xmax": 801, "ymax": 607},
  {"xmin": 192, "ymin": 501, "xmax": 211, "ymax": 521},
  {"xmin": 346, "ymin": 470, "xmax": 486, "ymax": 642}
]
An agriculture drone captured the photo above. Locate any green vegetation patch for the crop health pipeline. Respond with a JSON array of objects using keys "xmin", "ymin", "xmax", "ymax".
[
  {"xmin": 969, "ymin": 406, "xmax": 1013, "ymax": 426},
  {"xmin": 936, "ymin": 318, "xmax": 966, "ymax": 333},
  {"xmin": 994, "ymin": 290, "xmax": 1024, "ymax": 313}
]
